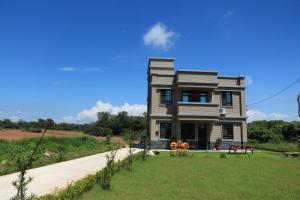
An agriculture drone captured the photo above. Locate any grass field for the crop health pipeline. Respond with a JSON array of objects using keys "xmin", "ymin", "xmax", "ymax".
[
  {"xmin": 80, "ymin": 151, "xmax": 300, "ymax": 200},
  {"xmin": 0, "ymin": 136, "xmax": 117, "ymax": 175},
  {"xmin": 0, "ymin": 129, "xmax": 84, "ymax": 140},
  {"xmin": 250, "ymin": 141, "xmax": 299, "ymax": 152}
]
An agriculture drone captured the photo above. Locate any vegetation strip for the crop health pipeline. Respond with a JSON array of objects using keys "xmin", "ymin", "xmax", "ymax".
[
  {"xmin": 32, "ymin": 152, "xmax": 143, "ymax": 200},
  {"xmin": 0, "ymin": 136, "xmax": 118, "ymax": 175}
]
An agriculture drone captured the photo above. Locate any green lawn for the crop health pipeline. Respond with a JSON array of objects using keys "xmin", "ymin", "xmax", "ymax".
[
  {"xmin": 250, "ymin": 141, "xmax": 299, "ymax": 152},
  {"xmin": 0, "ymin": 136, "xmax": 116, "ymax": 175},
  {"xmin": 80, "ymin": 151, "xmax": 300, "ymax": 200}
]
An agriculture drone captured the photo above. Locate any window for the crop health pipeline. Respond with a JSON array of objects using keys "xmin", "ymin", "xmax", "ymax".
[
  {"xmin": 159, "ymin": 122, "xmax": 172, "ymax": 139},
  {"xmin": 222, "ymin": 124, "xmax": 233, "ymax": 140},
  {"xmin": 221, "ymin": 92, "xmax": 232, "ymax": 106},
  {"xmin": 160, "ymin": 89, "xmax": 172, "ymax": 105},
  {"xmin": 181, "ymin": 123, "xmax": 195, "ymax": 139},
  {"xmin": 182, "ymin": 91, "xmax": 209, "ymax": 103}
]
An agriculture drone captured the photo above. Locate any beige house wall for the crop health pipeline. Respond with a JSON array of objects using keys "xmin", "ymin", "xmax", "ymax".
[
  {"xmin": 177, "ymin": 73, "xmax": 218, "ymax": 84},
  {"xmin": 147, "ymin": 58, "xmax": 247, "ymax": 148}
]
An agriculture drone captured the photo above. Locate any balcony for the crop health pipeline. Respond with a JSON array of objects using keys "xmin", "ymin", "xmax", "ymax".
[{"xmin": 177, "ymin": 102, "xmax": 219, "ymax": 120}]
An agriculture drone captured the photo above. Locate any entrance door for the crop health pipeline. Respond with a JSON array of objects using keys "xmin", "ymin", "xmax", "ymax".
[{"xmin": 198, "ymin": 124, "xmax": 207, "ymax": 149}]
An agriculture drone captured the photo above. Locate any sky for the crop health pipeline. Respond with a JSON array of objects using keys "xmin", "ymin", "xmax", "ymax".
[{"xmin": 0, "ymin": 0, "xmax": 299, "ymax": 123}]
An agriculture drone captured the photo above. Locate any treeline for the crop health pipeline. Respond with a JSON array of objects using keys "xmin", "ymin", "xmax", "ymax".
[
  {"xmin": 0, "ymin": 118, "xmax": 88, "ymax": 133},
  {"xmin": 247, "ymin": 120, "xmax": 300, "ymax": 143},
  {"xmin": 85, "ymin": 112, "xmax": 147, "ymax": 136},
  {"xmin": 0, "ymin": 111, "xmax": 147, "ymax": 136}
]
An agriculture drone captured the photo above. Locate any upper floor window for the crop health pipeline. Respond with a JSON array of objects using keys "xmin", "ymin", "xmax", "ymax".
[
  {"xmin": 159, "ymin": 122, "xmax": 172, "ymax": 139},
  {"xmin": 160, "ymin": 89, "xmax": 172, "ymax": 105},
  {"xmin": 222, "ymin": 123, "xmax": 234, "ymax": 140},
  {"xmin": 182, "ymin": 91, "xmax": 209, "ymax": 103},
  {"xmin": 221, "ymin": 92, "xmax": 232, "ymax": 106}
]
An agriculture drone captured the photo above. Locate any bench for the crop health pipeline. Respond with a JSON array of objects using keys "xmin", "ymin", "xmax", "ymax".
[
  {"xmin": 228, "ymin": 144, "xmax": 253, "ymax": 154},
  {"xmin": 284, "ymin": 152, "xmax": 300, "ymax": 157}
]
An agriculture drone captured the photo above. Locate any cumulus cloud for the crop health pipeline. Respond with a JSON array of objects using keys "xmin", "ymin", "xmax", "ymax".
[
  {"xmin": 246, "ymin": 110, "xmax": 292, "ymax": 122},
  {"xmin": 245, "ymin": 76, "xmax": 254, "ymax": 86},
  {"xmin": 143, "ymin": 22, "xmax": 178, "ymax": 50},
  {"xmin": 0, "ymin": 110, "xmax": 20, "ymax": 122},
  {"xmin": 61, "ymin": 100, "xmax": 147, "ymax": 123}
]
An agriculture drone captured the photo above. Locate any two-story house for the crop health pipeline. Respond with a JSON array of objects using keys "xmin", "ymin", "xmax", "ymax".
[{"xmin": 147, "ymin": 57, "xmax": 247, "ymax": 149}]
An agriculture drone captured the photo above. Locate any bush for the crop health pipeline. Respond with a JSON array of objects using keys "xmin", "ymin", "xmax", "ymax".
[
  {"xmin": 25, "ymin": 128, "xmax": 42, "ymax": 133},
  {"xmin": 101, "ymin": 127, "xmax": 113, "ymax": 137},
  {"xmin": 220, "ymin": 152, "xmax": 226, "ymax": 159},
  {"xmin": 169, "ymin": 150, "xmax": 189, "ymax": 157},
  {"xmin": 84, "ymin": 125, "xmax": 113, "ymax": 137}
]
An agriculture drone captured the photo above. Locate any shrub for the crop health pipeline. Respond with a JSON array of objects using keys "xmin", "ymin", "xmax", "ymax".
[
  {"xmin": 84, "ymin": 125, "xmax": 113, "ymax": 137},
  {"xmin": 220, "ymin": 152, "xmax": 226, "ymax": 159},
  {"xmin": 170, "ymin": 150, "xmax": 176, "ymax": 157},
  {"xmin": 25, "ymin": 128, "xmax": 42, "ymax": 133},
  {"xmin": 215, "ymin": 138, "xmax": 222, "ymax": 146},
  {"xmin": 169, "ymin": 149, "xmax": 189, "ymax": 157},
  {"xmin": 102, "ymin": 128, "xmax": 113, "ymax": 137}
]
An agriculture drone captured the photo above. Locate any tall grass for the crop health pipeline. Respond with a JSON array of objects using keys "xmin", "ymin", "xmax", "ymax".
[
  {"xmin": 0, "ymin": 136, "xmax": 116, "ymax": 175},
  {"xmin": 249, "ymin": 140, "xmax": 298, "ymax": 152}
]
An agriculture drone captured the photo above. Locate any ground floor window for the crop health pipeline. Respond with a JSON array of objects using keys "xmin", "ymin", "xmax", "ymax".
[
  {"xmin": 222, "ymin": 123, "xmax": 234, "ymax": 140},
  {"xmin": 181, "ymin": 123, "xmax": 195, "ymax": 140},
  {"xmin": 159, "ymin": 122, "xmax": 172, "ymax": 139}
]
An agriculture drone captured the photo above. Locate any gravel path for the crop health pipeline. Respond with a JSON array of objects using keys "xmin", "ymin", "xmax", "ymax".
[{"xmin": 0, "ymin": 148, "xmax": 141, "ymax": 200}]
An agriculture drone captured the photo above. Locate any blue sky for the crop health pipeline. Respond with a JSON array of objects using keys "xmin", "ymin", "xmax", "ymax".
[{"xmin": 0, "ymin": 0, "xmax": 299, "ymax": 123}]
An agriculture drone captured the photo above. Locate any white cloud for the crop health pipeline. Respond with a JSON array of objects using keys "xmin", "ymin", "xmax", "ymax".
[
  {"xmin": 245, "ymin": 76, "xmax": 254, "ymax": 86},
  {"xmin": 0, "ymin": 110, "xmax": 20, "ymax": 122},
  {"xmin": 143, "ymin": 22, "xmax": 178, "ymax": 50},
  {"xmin": 60, "ymin": 67, "xmax": 77, "ymax": 72},
  {"xmin": 246, "ymin": 110, "xmax": 295, "ymax": 122},
  {"xmin": 59, "ymin": 67, "xmax": 103, "ymax": 72},
  {"xmin": 270, "ymin": 113, "xmax": 289, "ymax": 120},
  {"xmin": 246, "ymin": 110, "xmax": 267, "ymax": 122},
  {"xmin": 60, "ymin": 100, "xmax": 147, "ymax": 123}
]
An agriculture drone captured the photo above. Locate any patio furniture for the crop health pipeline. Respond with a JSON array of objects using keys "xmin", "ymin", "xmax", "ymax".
[{"xmin": 228, "ymin": 144, "xmax": 253, "ymax": 154}]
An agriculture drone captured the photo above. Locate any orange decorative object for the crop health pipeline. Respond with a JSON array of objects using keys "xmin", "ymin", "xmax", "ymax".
[
  {"xmin": 177, "ymin": 141, "xmax": 183, "ymax": 149},
  {"xmin": 170, "ymin": 140, "xmax": 189, "ymax": 150},
  {"xmin": 170, "ymin": 142, "xmax": 178, "ymax": 150},
  {"xmin": 182, "ymin": 142, "xmax": 189, "ymax": 150}
]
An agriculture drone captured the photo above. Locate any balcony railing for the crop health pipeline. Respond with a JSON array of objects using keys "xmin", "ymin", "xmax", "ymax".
[{"xmin": 177, "ymin": 102, "xmax": 219, "ymax": 117}]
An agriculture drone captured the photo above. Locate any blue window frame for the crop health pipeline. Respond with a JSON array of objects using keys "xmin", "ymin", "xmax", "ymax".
[{"xmin": 181, "ymin": 91, "xmax": 209, "ymax": 103}]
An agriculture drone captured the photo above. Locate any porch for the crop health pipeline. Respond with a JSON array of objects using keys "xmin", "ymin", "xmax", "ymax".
[{"xmin": 176, "ymin": 121, "xmax": 212, "ymax": 150}]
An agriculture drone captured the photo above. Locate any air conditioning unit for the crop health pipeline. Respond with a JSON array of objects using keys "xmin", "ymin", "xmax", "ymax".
[{"xmin": 219, "ymin": 108, "xmax": 226, "ymax": 116}]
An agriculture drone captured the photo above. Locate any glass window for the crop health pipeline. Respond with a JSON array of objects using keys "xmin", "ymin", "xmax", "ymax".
[
  {"xmin": 159, "ymin": 122, "xmax": 172, "ymax": 139},
  {"xmin": 181, "ymin": 91, "xmax": 209, "ymax": 103},
  {"xmin": 181, "ymin": 123, "xmax": 195, "ymax": 139},
  {"xmin": 160, "ymin": 89, "xmax": 172, "ymax": 105},
  {"xmin": 222, "ymin": 124, "xmax": 234, "ymax": 140},
  {"xmin": 221, "ymin": 92, "xmax": 232, "ymax": 106}
]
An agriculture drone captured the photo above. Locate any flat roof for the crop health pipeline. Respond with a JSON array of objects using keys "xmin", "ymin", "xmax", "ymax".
[
  {"xmin": 149, "ymin": 57, "xmax": 175, "ymax": 61},
  {"xmin": 218, "ymin": 76, "xmax": 245, "ymax": 79},
  {"xmin": 176, "ymin": 69, "xmax": 218, "ymax": 74}
]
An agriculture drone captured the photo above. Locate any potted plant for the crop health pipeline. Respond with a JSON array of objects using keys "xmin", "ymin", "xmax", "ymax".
[{"xmin": 215, "ymin": 138, "xmax": 222, "ymax": 151}]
